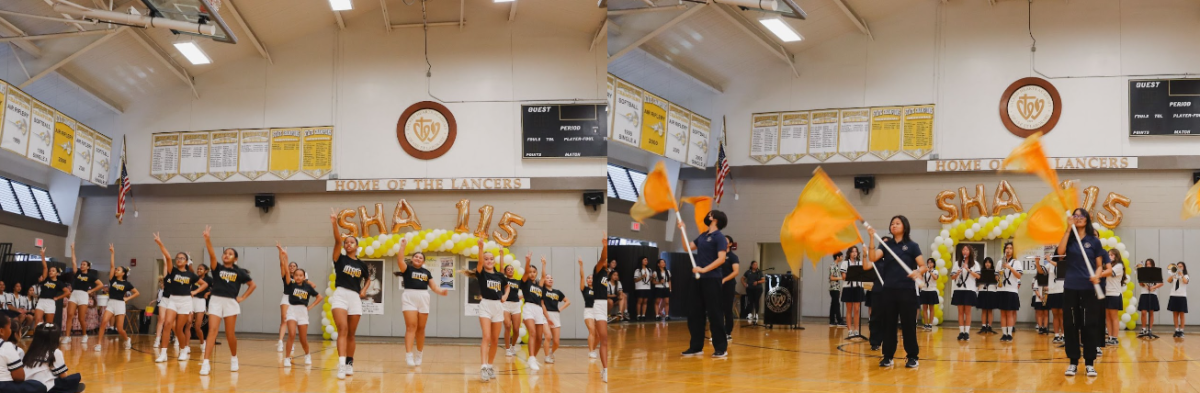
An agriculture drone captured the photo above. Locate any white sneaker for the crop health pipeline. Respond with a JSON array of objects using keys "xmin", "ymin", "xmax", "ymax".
[
  {"xmin": 94, "ymin": 344, "xmax": 101, "ymax": 352},
  {"xmin": 346, "ymin": 363, "xmax": 353, "ymax": 375},
  {"xmin": 480, "ymin": 365, "xmax": 490, "ymax": 382},
  {"xmin": 61, "ymin": 337, "xmax": 70, "ymax": 344},
  {"xmin": 415, "ymin": 351, "xmax": 423, "ymax": 366},
  {"xmin": 199, "ymin": 363, "xmax": 211, "ymax": 376},
  {"xmin": 589, "ymin": 350, "xmax": 598, "ymax": 359},
  {"xmin": 153, "ymin": 337, "xmax": 160, "ymax": 349},
  {"xmin": 124, "ymin": 338, "xmax": 132, "ymax": 349},
  {"xmin": 178, "ymin": 347, "xmax": 190, "ymax": 361},
  {"xmin": 201, "ymin": 343, "xmax": 206, "ymax": 353},
  {"xmin": 304, "ymin": 354, "xmax": 312, "ymax": 365},
  {"xmin": 155, "ymin": 352, "xmax": 168, "ymax": 363},
  {"xmin": 601, "ymin": 369, "xmax": 607, "ymax": 383},
  {"xmin": 276, "ymin": 340, "xmax": 284, "ymax": 352},
  {"xmin": 81, "ymin": 336, "xmax": 87, "ymax": 344},
  {"xmin": 283, "ymin": 358, "xmax": 292, "ymax": 367},
  {"xmin": 545, "ymin": 355, "xmax": 554, "ymax": 364},
  {"xmin": 528, "ymin": 358, "xmax": 539, "ymax": 371},
  {"xmin": 505, "ymin": 347, "xmax": 514, "ymax": 357},
  {"xmin": 406, "ymin": 353, "xmax": 415, "ymax": 367},
  {"xmin": 230, "ymin": 357, "xmax": 239, "ymax": 372},
  {"xmin": 337, "ymin": 365, "xmax": 347, "ymax": 380}
]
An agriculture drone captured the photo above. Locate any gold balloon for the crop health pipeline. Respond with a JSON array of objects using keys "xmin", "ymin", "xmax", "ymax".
[
  {"xmin": 454, "ymin": 199, "xmax": 471, "ymax": 233},
  {"xmin": 991, "ymin": 180, "xmax": 1024, "ymax": 216},
  {"xmin": 936, "ymin": 190, "xmax": 959, "ymax": 224},
  {"xmin": 1060, "ymin": 180, "xmax": 1075, "ymax": 190},
  {"xmin": 390, "ymin": 199, "xmax": 422, "ymax": 233},
  {"xmin": 475, "ymin": 205, "xmax": 494, "ymax": 240},
  {"xmin": 492, "ymin": 212, "xmax": 527, "ymax": 247},
  {"xmin": 1097, "ymin": 192, "xmax": 1131, "ymax": 229},
  {"xmin": 1082, "ymin": 186, "xmax": 1100, "ymax": 215},
  {"xmin": 358, "ymin": 203, "xmax": 387, "ymax": 237},
  {"xmin": 337, "ymin": 209, "xmax": 359, "ymax": 238},
  {"xmin": 959, "ymin": 184, "xmax": 987, "ymax": 220}
]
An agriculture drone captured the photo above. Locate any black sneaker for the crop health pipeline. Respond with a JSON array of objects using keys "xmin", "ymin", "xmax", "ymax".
[
  {"xmin": 681, "ymin": 349, "xmax": 702, "ymax": 357},
  {"xmin": 879, "ymin": 358, "xmax": 893, "ymax": 367},
  {"xmin": 1065, "ymin": 364, "xmax": 1077, "ymax": 376},
  {"xmin": 870, "ymin": 345, "xmax": 880, "ymax": 351},
  {"xmin": 712, "ymin": 351, "xmax": 727, "ymax": 358},
  {"xmin": 1085, "ymin": 365, "xmax": 1097, "ymax": 377},
  {"xmin": 963, "ymin": 332, "xmax": 970, "ymax": 341},
  {"xmin": 905, "ymin": 358, "xmax": 918, "ymax": 368}
]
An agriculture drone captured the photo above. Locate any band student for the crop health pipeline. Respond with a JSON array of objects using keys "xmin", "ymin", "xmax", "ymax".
[
  {"xmin": 654, "ymin": 259, "xmax": 673, "ymax": 322},
  {"xmin": 678, "ymin": 210, "xmax": 729, "ymax": 359},
  {"xmin": 721, "ymin": 236, "xmax": 741, "ymax": 342},
  {"xmin": 840, "ymin": 247, "xmax": 865, "ymax": 338},
  {"xmin": 1167, "ymin": 262, "xmax": 1189, "ymax": 338},
  {"xmin": 743, "ymin": 261, "xmax": 765, "ymax": 324},
  {"xmin": 1137, "ymin": 259, "xmax": 1162, "ymax": 337},
  {"xmin": 977, "ymin": 257, "xmax": 998, "ymax": 336},
  {"xmin": 1103, "ymin": 249, "xmax": 1127, "ymax": 346},
  {"xmin": 949, "ymin": 244, "xmax": 981, "ymax": 341},
  {"xmin": 1032, "ymin": 256, "xmax": 1050, "ymax": 335},
  {"xmin": 864, "ymin": 216, "xmax": 926, "ymax": 369},
  {"xmin": 919, "ymin": 259, "xmax": 939, "ymax": 330}
]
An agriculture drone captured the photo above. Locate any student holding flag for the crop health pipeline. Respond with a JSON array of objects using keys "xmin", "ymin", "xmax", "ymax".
[
  {"xmin": 676, "ymin": 211, "xmax": 729, "ymax": 358},
  {"xmin": 864, "ymin": 217, "xmax": 926, "ymax": 368}
]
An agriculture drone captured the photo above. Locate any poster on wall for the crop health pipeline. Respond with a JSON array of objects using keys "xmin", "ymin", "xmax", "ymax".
[
  {"xmin": 179, "ymin": 132, "xmax": 210, "ymax": 182},
  {"xmin": 302, "ymin": 127, "xmax": 333, "ymax": 178},
  {"xmin": 50, "ymin": 113, "xmax": 75, "ymax": 174},
  {"xmin": 150, "ymin": 133, "xmax": 180, "ymax": 182},
  {"xmin": 606, "ymin": 75, "xmax": 615, "ymax": 139},
  {"xmin": 664, "ymin": 104, "xmax": 691, "ymax": 163},
  {"xmin": 902, "ymin": 105, "xmax": 935, "ymax": 158},
  {"xmin": 25, "ymin": 101, "xmax": 53, "ymax": 165},
  {"xmin": 71, "ymin": 125, "xmax": 94, "ymax": 180},
  {"xmin": 208, "ymin": 130, "xmax": 239, "ymax": 180},
  {"xmin": 437, "ymin": 257, "xmax": 456, "ymax": 291},
  {"xmin": 360, "ymin": 259, "xmax": 385, "ymax": 315},
  {"xmin": 686, "ymin": 114, "xmax": 710, "ymax": 169},
  {"xmin": 268, "ymin": 128, "xmax": 301, "ymax": 179},
  {"xmin": 639, "ymin": 91, "xmax": 668, "ymax": 156},
  {"xmin": 868, "ymin": 106, "xmax": 902, "ymax": 160},
  {"xmin": 837, "ymin": 108, "xmax": 870, "ymax": 161},
  {"xmin": 778, "ymin": 111, "xmax": 809, "ymax": 163},
  {"xmin": 808, "ymin": 110, "xmax": 839, "ymax": 162},
  {"xmin": 750, "ymin": 113, "xmax": 780, "ymax": 164},
  {"xmin": 1, "ymin": 86, "xmax": 32, "ymax": 156},
  {"xmin": 238, "ymin": 129, "xmax": 269, "ymax": 180},
  {"xmin": 90, "ymin": 133, "xmax": 111, "ymax": 186},
  {"xmin": 464, "ymin": 260, "xmax": 481, "ymax": 316},
  {"xmin": 611, "ymin": 79, "xmax": 643, "ymax": 148}
]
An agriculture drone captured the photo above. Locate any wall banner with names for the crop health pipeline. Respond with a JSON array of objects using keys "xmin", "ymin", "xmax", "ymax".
[
  {"xmin": 779, "ymin": 111, "xmax": 808, "ymax": 163},
  {"xmin": 0, "ymin": 85, "xmax": 31, "ymax": 156},
  {"xmin": 239, "ymin": 129, "xmax": 269, "ymax": 180},
  {"xmin": 268, "ymin": 128, "xmax": 301, "ymax": 179},
  {"xmin": 808, "ymin": 110, "xmax": 839, "ymax": 162},
  {"xmin": 150, "ymin": 133, "xmax": 180, "ymax": 182},
  {"xmin": 90, "ymin": 133, "xmax": 111, "ymax": 186},
  {"xmin": 0, "ymin": 79, "xmax": 112, "ymax": 185},
  {"xmin": 208, "ymin": 131, "xmax": 239, "ymax": 180},
  {"xmin": 302, "ymin": 127, "xmax": 333, "ymax": 178},
  {"xmin": 869, "ymin": 107, "xmax": 902, "ymax": 160},
  {"xmin": 179, "ymin": 132, "xmax": 210, "ymax": 181},
  {"xmin": 50, "ymin": 114, "xmax": 75, "ymax": 174},
  {"xmin": 71, "ymin": 124, "xmax": 94, "ymax": 180},
  {"xmin": 838, "ymin": 108, "xmax": 869, "ymax": 161},
  {"xmin": 611, "ymin": 78, "xmax": 643, "ymax": 148},
  {"xmin": 664, "ymin": 104, "xmax": 691, "ymax": 163},
  {"xmin": 750, "ymin": 113, "xmax": 780, "ymax": 164},
  {"xmin": 26, "ymin": 101, "xmax": 54, "ymax": 166},
  {"xmin": 606, "ymin": 75, "xmax": 615, "ymax": 138},
  {"xmin": 686, "ymin": 114, "xmax": 710, "ymax": 169},
  {"xmin": 902, "ymin": 105, "xmax": 935, "ymax": 158},
  {"xmin": 640, "ymin": 92, "xmax": 668, "ymax": 156}
]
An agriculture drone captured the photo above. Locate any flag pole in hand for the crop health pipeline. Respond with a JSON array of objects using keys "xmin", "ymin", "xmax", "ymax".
[
  {"xmin": 1069, "ymin": 225, "xmax": 1106, "ymax": 300},
  {"xmin": 863, "ymin": 222, "xmax": 924, "ymax": 290},
  {"xmin": 675, "ymin": 212, "xmax": 701, "ymax": 279}
]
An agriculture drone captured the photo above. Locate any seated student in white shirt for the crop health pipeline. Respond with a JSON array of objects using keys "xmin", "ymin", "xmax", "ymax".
[
  {"xmin": 0, "ymin": 313, "xmax": 45, "ymax": 393},
  {"xmin": 23, "ymin": 324, "xmax": 84, "ymax": 393}
]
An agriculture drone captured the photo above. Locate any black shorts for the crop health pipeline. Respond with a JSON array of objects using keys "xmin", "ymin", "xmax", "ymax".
[
  {"xmin": 1137, "ymin": 293, "xmax": 1160, "ymax": 312},
  {"xmin": 1106, "ymin": 295, "xmax": 1123, "ymax": 311},
  {"xmin": 1168, "ymin": 296, "xmax": 1188, "ymax": 313},
  {"xmin": 654, "ymin": 287, "xmax": 670, "ymax": 298}
]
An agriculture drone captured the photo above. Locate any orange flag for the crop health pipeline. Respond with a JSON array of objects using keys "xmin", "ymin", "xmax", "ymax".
[
  {"xmin": 629, "ymin": 161, "xmax": 677, "ymax": 223},
  {"xmin": 1013, "ymin": 184, "xmax": 1079, "ymax": 255},
  {"xmin": 1001, "ymin": 131, "xmax": 1059, "ymax": 188},
  {"xmin": 1183, "ymin": 180, "xmax": 1200, "ymax": 220},
  {"xmin": 681, "ymin": 196, "xmax": 713, "ymax": 232},
  {"xmin": 779, "ymin": 167, "xmax": 863, "ymax": 272}
]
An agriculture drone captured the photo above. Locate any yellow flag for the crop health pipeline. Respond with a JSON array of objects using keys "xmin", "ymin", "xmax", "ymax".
[
  {"xmin": 1013, "ymin": 185, "xmax": 1078, "ymax": 255},
  {"xmin": 629, "ymin": 161, "xmax": 677, "ymax": 223},
  {"xmin": 1183, "ymin": 180, "xmax": 1200, "ymax": 220},
  {"xmin": 779, "ymin": 167, "xmax": 863, "ymax": 272},
  {"xmin": 681, "ymin": 196, "xmax": 713, "ymax": 232}
]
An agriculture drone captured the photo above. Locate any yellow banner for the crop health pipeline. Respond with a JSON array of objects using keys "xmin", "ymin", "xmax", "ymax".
[
  {"xmin": 50, "ymin": 113, "xmax": 75, "ymax": 174},
  {"xmin": 902, "ymin": 105, "xmax": 935, "ymax": 159},
  {"xmin": 269, "ymin": 128, "xmax": 302, "ymax": 179},
  {"xmin": 869, "ymin": 106, "xmax": 902, "ymax": 160},
  {"xmin": 302, "ymin": 127, "xmax": 333, "ymax": 178},
  {"xmin": 639, "ymin": 92, "xmax": 667, "ymax": 156}
]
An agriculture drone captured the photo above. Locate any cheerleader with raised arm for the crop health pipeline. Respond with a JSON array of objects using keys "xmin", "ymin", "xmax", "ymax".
[
  {"xmin": 579, "ymin": 259, "xmax": 599, "ymax": 358},
  {"xmin": 187, "ymin": 264, "xmax": 211, "ymax": 353},
  {"xmin": 276, "ymin": 259, "xmax": 299, "ymax": 353},
  {"xmin": 840, "ymin": 246, "xmax": 865, "ymax": 339},
  {"xmin": 278, "ymin": 244, "xmax": 324, "ymax": 368},
  {"xmin": 1103, "ymin": 249, "xmax": 1127, "ymax": 346},
  {"xmin": 1167, "ymin": 262, "xmax": 1189, "ymax": 338},
  {"xmin": 33, "ymin": 248, "xmax": 69, "ymax": 328},
  {"xmin": 1137, "ymin": 259, "xmax": 1162, "ymax": 337},
  {"xmin": 977, "ymin": 257, "xmax": 998, "ymax": 336},
  {"xmin": 153, "ymin": 232, "xmax": 207, "ymax": 363},
  {"xmin": 327, "ymin": 209, "xmax": 371, "ymax": 380},
  {"xmin": 919, "ymin": 260, "xmax": 939, "ymax": 330},
  {"xmin": 199, "ymin": 226, "xmax": 256, "ymax": 375},
  {"xmin": 63, "ymin": 244, "xmax": 103, "ymax": 345},
  {"xmin": 520, "ymin": 255, "xmax": 548, "ymax": 372},
  {"xmin": 395, "ymin": 238, "xmax": 449, "ymax": 367},
  {"xmin": 949, "ymin": 244, "xmax": 981, "ymax": 341},
  {"xmin": 96, "ymin": 244, "xmax": 139, "ymax": 352},
  {"xmin": 591, "ymin": 234, "xmax": 611, "ymax": 383},
  {"xmin": 459, "ymin": 237, "xmax": 510, "ymax": 382},
  {"xmin": 502, "ymin": 264, "xmax": 522, "ymax": 358},
  {"xmin": 997, "ymin": 243, "xmax": 1022, "ymax": 342}
]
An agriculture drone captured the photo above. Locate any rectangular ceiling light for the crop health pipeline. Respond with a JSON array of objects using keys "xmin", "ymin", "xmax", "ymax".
[
  {"xmin": 330, "ymin": 0, "xmax": 353, "ymax": 11},
  {"xmin": 173, "ymin": 42, "xmax": 211, "ymax": 65},
  {"xmin": 759, "ymin": 18, "xmax": 802, "ymax": 42},
  {"xmin": 495, "ymin": 0, "xmax": 515, "ymax": 2}
]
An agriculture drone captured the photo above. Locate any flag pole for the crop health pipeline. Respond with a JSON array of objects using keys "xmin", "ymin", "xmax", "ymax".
[
  {"xmin": 862, "ymin": 221, "xmax": 924, "ymax": 290},
  {"xmin": 1069, "ymin": 225, "xmax": 1106, "ymax": 299},
  {"xmin": 674, "ymin": 211, "xmax": 702, "ymax": 279}
]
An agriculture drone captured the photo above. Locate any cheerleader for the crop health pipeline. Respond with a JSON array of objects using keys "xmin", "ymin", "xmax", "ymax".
[
  {"xmin": 459, "ymin": 237, "xmax": 510, "ymax": 382},
  {"xmin": 63, "ymin": 244, "xmax": 102, "ymax": 344},
  {"xmin": 1137, "ymin": 259, "xmax": 1162, "ymax": 336},
  {"xmin": 395, "ymin": 238, "xmax": 449, "ymax": 367},
  {"xmin": 276, "ymin": 259, "xmax": 299, "ymax": 353},
  {"xmin": 578, "ymin": 259, "xmax": 598, "ymax": 358},
  {"xmin": 1167, "ymin": 262, "xmax": 1189, "ymax": 338},
  {"xmin": 199, "ymin": 227, "xmax": 256, "ymax": 375},
  {"xmin": 153, "ymin": 279, "xmax": 164, "ymax": 349},
  {"xmin": 328, "ymin": 209, "xmax": 370, "ymax": 380},
  {"xmin": 1103, "ymin": 249, "xmax": 1126, "ymax": 346},
  {"xmin": 541, "ymin": 274, "xmax": 570, "ymax": 364},
  {"xmin": 1045, "ymin": 251, "xmax": 1066, "ymax": 343},
  {"xmin": 1032, "ymin": 256, "xmax": 1050, "ymax": 334},
  {"xmin": 591, "ymin": 234, "xmax": 610, "ymax": 383},
  {"xmin": 840, "ymin": 246, "xmax": 865, "ymax": 339},
  {"xmin": 520, "ymin": 255, "xmax": 547, "ymax": 371},
  {"xmin": 949, "ymin": 244, "xmax": 981, "ymax": 341},
  {"xmin": 654, "ymin": 259, "xmax": 672, "ymax": 321},
  {"xmin": 502, "ymin": 264, "xmax": 523, "ymax": 357},
  {"xmin": 997, "ymin": 243, "xmax": 1022, "ymax": 342},
  {"xmin": 919, "ymin": 260, "xmax": 939, "ymax": 330},
  {"xmin": 95, "ymin": 244, "xmax": 138, "ymax": 352},
  {"xmin": 188, "ymin": 264, "xmax": 211, "ymax": 353},
  {"xmin": 33, "ymin": 248, "xmax": 69, "ymax": 327},
  {"xmin": 1056, "ymin": 208, "xmax": 1110, "ymax": 378},
  {"xmin": 634, "ymin": 257, "xmax": 652, "ymax": 321},
  {"xmin": 977, "ymin": 257, "xmax": 998, "ymax": 335},
  {"xmin": 278, "ymin": 245, "xmax": 324, "ymax": 367},
  {"xmin": 153, "ymin": 232, "xmax": 206, "ymax": 363},
  {"xmin": 863, "ymin": 217, "xmax": 926, "ymax": 369}
]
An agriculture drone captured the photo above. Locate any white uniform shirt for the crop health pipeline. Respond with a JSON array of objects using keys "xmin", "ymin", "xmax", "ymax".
[
  {"xmin": 0, "ymin": 341, "xmax": 21, "ymax": 382},
  {"xmin": 1048, "ymin": 261, "xmax": 1065, "ymax": 294},
  {"xmin": 654, "ymin": 270, "xmax": 671, "ymax": 289},
  {"xmin": 997, "ymin": 259, "xmax": 1021, "ymax": 294},
  {"xmin": 25, "ymin": 349, "xmax": 67, "ymax": 391},
  {"xmin": 921, "ymin": 270, "xmax": 939, "ymax": 293},
  {"xmin": 0, "ymin": 293, "xmax": 13, "ymax": 310},
  {"xmin": 633, "ymin": 268, "xmax": 652, "ymax": 290},
  {"xmin": 1105, "ymin": 264, "xmax": 1125, "ymax": 296},
  {"xmin": 1171, "ymin": 274, "xmax": 1190, "ymax": 297},
  {"xmin": 953, "ymin": 261, "xmax": 981, "ymax": 292}
]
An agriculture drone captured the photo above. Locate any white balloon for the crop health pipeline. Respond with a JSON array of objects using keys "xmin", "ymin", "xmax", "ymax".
[
  {"xmin": 971, "ymin": 223, "xmax": 981, "ymax": 232},
  {"xmin": 365, "ymin": 246, "xmax": 375, "ymax": 255},
  {"xmin": 1121, "ymin": 313, "xmax": 1131, "ymax": 323},
  {"xmin": 331, "ymin": 332, "xmax": 339, "ymax": 340},
  {"xmin": 378, "ymin": 234, "xmax": 389, "ymax": 242},
  {"xmin": 998, "ymin": 221, "xmax": 1009, "ymax": 229},
  {"xmin": 944, "ymin": 238, "xmax": 954, "ymax": 247},
  {"xmin": 1126, "ymin": 305, "xmax": 1136, "ymax": 315},
  {"xmin": 371, "ymin": 241, "xmax": 381, "ymax": 249},
  {"xmin": 1130, "ymin": 298, "xmax": 1139, "ymax": 307},
  {"xmin": 325, "ymin": 325, "xmax": 335, "ymax": 334},
  {"xmin": 965, "ymin": 229, "xmax": 975, "ymax": 238},
  {"xmin": 451, "ymin": 233, "xmax": 461, "ymax": 242},
  {"xmin": 940, "ymin": 230, "xmax": 950, "ymax": 238},
  {"xmin": 1121, "ymin": 250, "xmax": 1130, "ymax": 259},
  {"xmin": 419, "ymin": 240, "xmax": 429, "ymax": 249},
  {"xmin": 932, "ymin": 317, "xmax": 939, "ymax": 325},
  {"xmin": 935, "ymin": 236, "xmax": 944, "ymax": 245},
  {"xmin": 938, "ymin": 296, "xmax": 945, "ymax": 304},
  {"xmin": 935, "ymin": 259, "xmax": 945, "ymax": 268},
  {"xmin": 321, "ymin": 317, "xmax": 330, "ymax": 326},
  {"xmin": 1116, "ymin": 243, "xmax": 1126, "ymax": 251},
  {"xmin": 938, "ymin": 268, "xmax": 948, "ymax": 276},
  {"xmin": 504, "ymin": 254, "xmax": 515, "ymax": 264},
  {"xmin": 1092, "ymin": 222, "xmax": 1101, "ymax": 230}
]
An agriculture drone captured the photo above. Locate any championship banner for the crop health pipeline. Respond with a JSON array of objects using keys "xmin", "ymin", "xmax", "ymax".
[
  {"xmin": 50, "ymin": 113, "xmax": 75, "ymax": 174},
  {"xmin": 808, "ymin": 110, "xmax": 839, "ymax": 162},
  {"xmin": 639, "ymin": 92, "xmax": 668, "ymax": 156},
  {"xmin": 606, "ymin": 75, "xmax": 615, "ymax": 139},
  {"xmin": 302, "ymin": 127, "xmax": 333, "ymax": 178},
  {"xmin": 837, "ymin": 108, "xmax": 869, "ymax": 161},
  {"xmin": 779, "ymin": 111, "xmax": 809, "ymax": 163},
  {"xmin": 1, "ymin": 85, "xmax": 32, "ymax": 156},
  {"xmin": 90, "ymin": 133, "xmax": 111, "ymax": 187},
  {"xmin": 71, "ymin": 124, "xmax": 95, "ymax": 180},
  {"xmin": 750, "ymin": 113, "xmax": 780, "ymax": 164},
  {"xmin": 179, "ymin": 132, "xmax": 211, "ymax": 182},
  {"xmin": 150, "ymin": 133, "xmax": 180, "ymax": 182},
  {"xmin": 611, "ymin": 78, "xmax": 643, "ymax": 148},
  {"xmin": 208, "ymin": 130, "xmax": 239, "ymax": 180},
  {"xmin": 26, "ymin": 100, "xmax": 53, "ymax": 166},
  {"xmin": 268, "ymin": 128, "xmax": 301, "ymax": 179},
  {"xmin": 238, "ymin": 129, "xmax": 269, "ymax": 180},
  {"xmin": 686, "ymin": 114, "xmax": 710, "ymax": 169},
  {"xmin": 664, "ymin": 104, "xmax": 691, "ymax": 163},
  {"xmin": 902, "ymin": 105, "xmax": 935, "ymax": 158},
  {"xmin": 868, "ymin": 106, "xmax": 902, "ymax": 160}
]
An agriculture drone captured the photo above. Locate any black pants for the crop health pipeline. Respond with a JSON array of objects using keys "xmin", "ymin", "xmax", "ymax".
[
  {"xmin": 1063, "ymin": 288, "xmax": 1104, "ymax": 365},
  {"xmin": 746, "ymin": 287, "xmax": 762, "ymax": 316},
  {"xmin": 829, "ymin": 290, "xmax": 843, "ymax": 324},
  {"xmin": 877, "ymin": 288, "xmax": 919, "ymax": 360},
  {"xmin": 688, "ymin": 278, "xmax": 727, "ymax": 353},
  {"xmin": 722, "ymin": 281, "xmax": 737, "ymax": 335}
]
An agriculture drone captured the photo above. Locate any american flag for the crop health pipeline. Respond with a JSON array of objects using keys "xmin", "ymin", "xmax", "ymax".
[
  {"xmin": 116, "ymin": 136, "xmax": 131, "ymax": 224},
  {"xmin": 714, "ymin": 141, "xmax": 730, "ymax": 205}
]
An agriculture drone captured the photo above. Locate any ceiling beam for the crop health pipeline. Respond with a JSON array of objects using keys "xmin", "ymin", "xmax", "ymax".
[
  {"xmin": 0, "ymin": 16, "xmax": 43, "ymax": 57},
  {"xmin": 224, "ymin": 0, "xmax": 272, "ymax": 64},
  {"xmin": 711, "ymin": 3, "xmax": 798, "ymax": 77},
  {"xmin": 830, "ymin": 0, "xmax": 872, "ymax": 40},
  {"xmin": 127, "ymin": 29, "xmax": 198, "ymax": 99},
  {"xmin": 39, "ymin": 0, "xmax": 88, "ymax": 32},
  {"xmin": 334, "ymin": 11, "xmax": 346, "ymax": 30},
  {"xmin": 56, "ymin": 69, "xmax": 124, "ymax": 114},
  {"xmin": 635, "ymin": 48, "xmax": 724, "ymax": 94},
  {"xmin": 7, "ymin": 43, "xmax": 31, "ymax": 79},
  {"xmin": 509, "ymin": 1, "xmax": 518, "ymax": 22},
  {"xmin": 607, "ymin": 4, "xmax": 686, "ymax": 16},
  {"xmin": 589, "ymin": 19, "xmax": 607, "ymax": 52},
  {"xmin": 380, "ymin": 0, "xmax": 392, "ymax": 32},
  {"xmin": 0, "ymin": 28, "xmax": 115, "ymax": 43},
  {"xmin": 607, "ymin": 4, "xmax": 706, "ymax": 64},
  {"xmin": 392, "ymin": 22, "xmax": 462, "ymax": 29},
  {"xmin": 19, "ymin": 27, "xmax": 124, "ymax": 88}
]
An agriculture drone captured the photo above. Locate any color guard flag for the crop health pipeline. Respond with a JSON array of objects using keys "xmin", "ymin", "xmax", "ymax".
[
  {"xmin": 681, "ymin": 196, "xmax": 713, "ymax": 233},
  {"xmin": 1000, "ymin": 131, "xmax": 1059, "ymax": 188},
  {"xmin": 1183, "ymin": 180, "xmax": 1200, "ymax": 220},
  {"xmin": 629, "ymin": 161, "xmax": 677, "ymax": 223},
  {"xmin": 1012, "ymin": 184, "xmax": 1079, "ymax": 255},
  {"xmin": 779, "ymin": 167, "xmax": 863, "ymax": 272}
]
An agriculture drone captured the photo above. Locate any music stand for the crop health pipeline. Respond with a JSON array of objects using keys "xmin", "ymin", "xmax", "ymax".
[
  {"xmin": 841, "ymin": 266, "xmax": 874, "ymax": 340},
  {"xmin": 1035, "ymin": 273, "xmax": 1049, "ymax": 287},
  {"xmin": 978, "ymin": 269, "xmax": 997, "ymax": 286},
  {"xmin": 1138, "ymin": 267, "xmax": 1163, "ymax": 284}
]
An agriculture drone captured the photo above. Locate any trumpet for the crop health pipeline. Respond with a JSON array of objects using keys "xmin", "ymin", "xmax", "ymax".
[{"xmin": 1170, "ymin": 265, "xmax": 1179, "ymax": 274}]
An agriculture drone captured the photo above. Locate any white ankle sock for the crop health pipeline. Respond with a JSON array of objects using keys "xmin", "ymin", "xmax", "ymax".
[{"xmin": 339, "ymin": 356, "xmax": 346, "ymax": 366}]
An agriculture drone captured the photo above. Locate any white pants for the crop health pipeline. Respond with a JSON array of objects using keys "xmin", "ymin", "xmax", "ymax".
[
  {"xmin": 105, "ymin": 300, "xmax": 126, "ymax": 316},
  {"xmin": 192, "ymin": 297, "xmax": 207, "ymax": 314},
  {"xmin": 522, "ymin": 304, "xmax": 546, "ymax": 325},
  {"xmin": 478, "ymin": 299, "xmax": 504, "ymax": 322},
  {"xmin": 329, "ymin": 288, "xmax": 363, "ymax": 316},
  {"xmin": 207, "ymin": 296, "xmax": 240, "ymax": 318},
  {"xmin": 286, "ymin": 304, "xmax": 310, "ymax": 325},
  {"xmin": 35, "ymin": 298, "xmax": 57, "ymax": 314},
  {"xmin": 68, "ymin": 290, "xmax": 89, "ymax": 306},
  {"xmin": 546, "ymin": 311, "xmax": 562, "ymax": 328},
  {"xmin": 163, "ymin": 295, "xmax": 193, "ymax": 314},
  {"xmin": 402, "ymin": 290, "xmax": 430, "ymax": 313}
]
